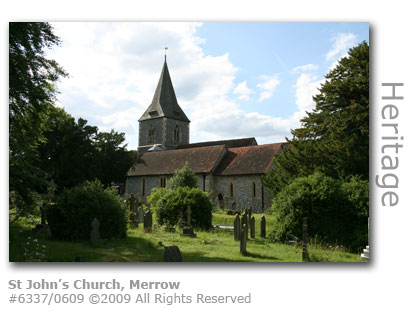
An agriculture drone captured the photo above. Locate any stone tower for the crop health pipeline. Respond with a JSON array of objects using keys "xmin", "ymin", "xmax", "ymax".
[{"xmin": 138, "ymin": 59, "xmax": 190, "ymax": 154}]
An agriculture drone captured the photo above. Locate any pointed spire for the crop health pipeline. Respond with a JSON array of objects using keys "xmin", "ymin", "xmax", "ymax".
[{"xmin": 139, "ymin": 58, "xmax": 190, "ymax": 123}]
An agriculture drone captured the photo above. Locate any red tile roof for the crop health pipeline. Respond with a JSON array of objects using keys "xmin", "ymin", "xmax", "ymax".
[
  {"xmin": 177, "ymin": 137, "xmax": 257, "ymax": 149},
  {"xmin": 127, "ymin": 145, "xmax": 226, "ymax": 176},
  {"xmin": 213, "ymin": 143, "xmax": 287, "ymax": 176}
]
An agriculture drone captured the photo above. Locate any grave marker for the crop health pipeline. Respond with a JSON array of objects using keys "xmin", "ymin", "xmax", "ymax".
[
  {"xmin": 90, "ymin": 217, "xmax": 100, "ymax": 245},
  {"xmin": 260, "ymin": 216, "xmax": 266, "ymax": 238}
]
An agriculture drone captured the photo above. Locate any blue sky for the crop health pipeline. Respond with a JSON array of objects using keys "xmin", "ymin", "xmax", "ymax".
[{"xmin": 48, "ymin": 22, "xmax": 369, "ymax": 149}]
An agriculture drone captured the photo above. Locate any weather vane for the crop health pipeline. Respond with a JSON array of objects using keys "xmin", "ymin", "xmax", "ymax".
[{"xmin": 165, "ymin": 47, "xmax": 168, "ymax": 61}]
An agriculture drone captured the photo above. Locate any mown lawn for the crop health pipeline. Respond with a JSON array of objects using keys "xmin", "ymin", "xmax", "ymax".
[{"xmin": 9, "ymin": 212, "xmax": 364, "ymax": 263}]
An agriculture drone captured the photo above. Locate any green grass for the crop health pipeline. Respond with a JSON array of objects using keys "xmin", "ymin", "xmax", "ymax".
[{"xmin": 9, "ymin": 212, "xmax": 364, "ymax": 263}]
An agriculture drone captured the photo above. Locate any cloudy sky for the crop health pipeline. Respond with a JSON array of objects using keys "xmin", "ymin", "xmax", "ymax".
[{"xmin": 47, "ymin": 22, "xmax": 369, "ymax": 149}]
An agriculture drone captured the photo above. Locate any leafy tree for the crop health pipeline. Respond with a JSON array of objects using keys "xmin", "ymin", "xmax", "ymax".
[
  {"xmin": 9, "ymin": 22, "xmax": 67, "ymax": 211},
  {"xmin": 263, "ymin": 41, "xmax": 369, "ymax": 196},
  {"xmin": 94, "ymin": 130, "xmax": 138, "ymax": 186},
  {"xmin": 269, "ymin": 172, "xmax": 367, "ymax": 251},
  {"xmin": 167, "ymin": 163, "xmax": 198, "ymax": 190},
  {"xmin": 37, "ymin": 108, "xmax": 137, "ymax": 191}
]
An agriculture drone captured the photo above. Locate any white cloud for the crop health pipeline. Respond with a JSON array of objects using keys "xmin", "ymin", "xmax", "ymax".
[
  {"xmin": 257, "ymin": 75, "xmax": 280, "ymax": 102},
  {"xmin": 233, "ymin": 80, "xmax": 254, "ymax": 100},
  {"xmin": 326, "ymin": 33, "xmax": 358, "ymax": 61},
  {"xmin": 292, "ymin": 64, "xmax": 318, "ymax": 73},
  {"xmin": 47, "ymin": 22, "xmax": 322, "ymax": 148}
]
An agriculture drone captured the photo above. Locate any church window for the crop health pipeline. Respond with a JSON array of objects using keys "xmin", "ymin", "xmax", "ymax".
[
  {"xmin": 160, "ymin": 177, "xmax": 166, "ymax": 188},
  {"xmin": 229, "ymin": 182, "xmax": 234, "ymax": 198},
  {"xmin": 252, "ymin": 182, "xmax": 257, "ymax": 198},
  {"xmin": 173, "ymin": 125, "xmax": 180, "ymax": 142},
  {"xmin": 142, "ymin": 178, "xmax": 146, "ymax": 196},
  {"xmin": 148, "ymin": 125, "xmax": 155, "ymax": 144}
]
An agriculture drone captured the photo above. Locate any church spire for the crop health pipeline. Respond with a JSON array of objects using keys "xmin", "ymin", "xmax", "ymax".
[{"xmin": 139, "ymin": 57, "xmax": 190, "ymax": 123}]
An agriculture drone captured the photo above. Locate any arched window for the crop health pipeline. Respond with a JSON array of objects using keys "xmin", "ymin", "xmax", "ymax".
[
  {"xmin": 148, "ymin": 125, "xmax": 155, "ymax": 144},
  {"xmin": 173, "ymin": 125, "xmax": 180, "ymax": 142},
  {"xmin": 229, "ymin": 182, "xmax": 234, "ymax": 198},
  {"xmin": 142, "ymin": 178, "xmax": 146, "ymax": 196},
  {"xmin": 252, "ymin": 182, "xmax": 257, "ymax": 198}
]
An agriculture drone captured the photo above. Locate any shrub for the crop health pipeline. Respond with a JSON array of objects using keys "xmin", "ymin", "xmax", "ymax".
[
  {"xmin": 153, "ymin": 187, "xmax": 212, "ymax": 229},
  {"xmin": 269, "ymin": 172, "xmax": 367, "ymax": 251},
  {"xmin": 167, "ymin": 163, "xmax": 198, "ymax": 190},
  {"xmin": 46, "ymin": 180, "xmax": 127, "ymax": 240}
]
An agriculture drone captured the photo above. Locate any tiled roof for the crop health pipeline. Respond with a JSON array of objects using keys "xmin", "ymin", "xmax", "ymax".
[
  {"xmin": 177, "ymin": 137, "xmax": 257, "ymax": 149},
  {"xmin": 139, "ymin": 61, "xmax": 190, "ymax": 123},
  {"xmin": 213, "ymin": 143, "xmax": 287, "ymax": 176},
  {"xmin": 127, "ymin": 145, "xmax": 226, "ymax": 176}
]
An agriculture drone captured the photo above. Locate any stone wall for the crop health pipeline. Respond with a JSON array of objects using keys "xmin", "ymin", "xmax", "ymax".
[
  {"xmin": 212, "ymin": 175, "xmax": 271, "ymax": 213},
  {"xmin": 138, "ymin": 118, "xmax": 163, "ymax": 148},
  {"xmin": 163, "ymin": 118, "xmax": 189, "ymax": 148}
]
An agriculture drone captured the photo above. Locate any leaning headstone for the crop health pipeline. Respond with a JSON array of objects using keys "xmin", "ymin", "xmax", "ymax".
[
  {"xmin": 138, "ymin": 207, "xmax": 144, "ymax": 222},
  {"xmin": 302, "ymin": 217, "xmax": 309, "ymax": 262},
  {"xmin": 144, "ymin": 209, "xmax": 152, "ymax": 233},
  {"xmin": 181, "ymin": 206, "xmax": 196, "ymax": 237},
  {"xmin": 250, "ymin": 216, "xmax": 255, "ymax": 239},
  {"xmin": 240, "ymin": 226, "xmax": 247, "ymax": 255},
  {"xmin": 234, "ymin": 214, "xmax": 240, "ymax": 241},
  {"xmin": 90, "ymin": 217, "xmax": 100, "ymax": 245},
  {"xmin": 260, "ymin": 216, "xmax": 266, "ymax": 238},
  {"xmin": 164, "ymin": 246, "xmax": 182, "ymax": 262}
]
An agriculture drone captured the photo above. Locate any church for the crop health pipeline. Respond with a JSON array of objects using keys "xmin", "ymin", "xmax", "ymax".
[{"xmin": 125, "ymin": 59, "xmax": 287, "ymax": 213}]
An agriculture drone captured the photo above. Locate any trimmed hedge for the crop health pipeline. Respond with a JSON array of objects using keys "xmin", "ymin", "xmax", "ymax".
[{"xmin": 46, "ymin": 180, "xmax": 127, "ymax": 240}]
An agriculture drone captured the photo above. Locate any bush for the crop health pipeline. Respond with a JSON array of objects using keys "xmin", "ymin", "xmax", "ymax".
[
  {"xmin": 167, "ymin": 163, "xmax": 198, "ymax": 190},
  {"xmin": 269, "ymin": 172, "xmax": 367, "ymax": 251},
  {"xmin": 46, "ymin": 180, "xmax": 127, "ymax": 240},
  {"xmin": 152, "ymin": 187, "xmax": 212, "ymax": 229}
]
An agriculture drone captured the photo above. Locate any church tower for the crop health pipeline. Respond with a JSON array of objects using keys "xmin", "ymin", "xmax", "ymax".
[{"xmin": 138, "ymin": 58, "xmax": 190, "ymax": 154}]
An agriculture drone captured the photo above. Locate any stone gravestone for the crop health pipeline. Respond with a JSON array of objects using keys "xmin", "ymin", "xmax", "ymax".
[
  {"xmin": 129, "ymin": 212, "xmax": 138, "ymax": 228},
  {"xmin": 164, "ymin": 246, "xmax": 183, "ymax": 262},
  {"xmin": 181, "ymin": 206, "xmax": 196, "ymax": 237},
  {"xmin": 233, "ymin": 214, "xmax": 240, "ymax": 241},
  {"xmin": 260, "ymin": 215, "xmax": 266, "ymax": 238},
  {"xmin": 231, "ymin": 201, "xmax": 236, "ymax": 210},
  {"xmin": 138, "ymin": 207, "xmax": 144, "ymax": 223},
  {"xmin": 129, "ymin": 194, "xmax": 136, "ymax": 212},
  {"xmin": 90, "ymin": 217, "xmax": 100, "ymax": 245},
  {"xmin": 240, "ymin": 225, "xmax": 247, "ymax": 256},
  {"xmin": 144, "ymin": 209, "xmax": 152, "ymax": 233},
  {"xmin": 40, "ymin": 206, "xmax": 47, "ymax": 225},
  {"xmin": 241, "ymin": 212, "xmax": 249, "ymax": 240},
  {"xmin": 302, "ymin": 217, "xmax": 309, "ymax": 262},
  {"xmin": 250, "ymin": 216, "xmax": 255, "ymax": 239}
]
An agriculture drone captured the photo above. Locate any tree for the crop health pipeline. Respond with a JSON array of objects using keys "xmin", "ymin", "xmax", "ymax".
[
  {"xmin": 37, "ymin": 108, "xmax": 137, "ymax": 191},
  {"xmin": 167, "ymin": 163, "xmax": 198, "ymax": 190},
  {"xmin": 9, "ymin": 22, "xmax": 67, "ymax": 211},
  {"xmin": 94, "ymin": 130, "xmax": 138, "ymax": 186},
  {"xmin": 263, "ymin": 41, "xmax": 369, "ymax": 196}
]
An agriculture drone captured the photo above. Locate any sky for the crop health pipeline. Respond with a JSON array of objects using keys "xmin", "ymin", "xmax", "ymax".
[{"xmin": 47, "ymin": 22, "xmax": 369, "ymax": 150}]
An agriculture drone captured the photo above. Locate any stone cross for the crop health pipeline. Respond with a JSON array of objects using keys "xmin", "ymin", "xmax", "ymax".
[
  {"xmin": 90, "ymin": 217, "xmax": 100, "ymax": 245},
  {"xmin": 240, "ymin": 225, "xmax": 247, "ymax": 255},
  {"xmin": 250, "ymin": 216, "xmax": 255, "ymax": 239},
  {"xmin": 234, "ymin": 214, "xmax": 240, "ymax": 241},
  {"xmin": 186, "ymin": 206, "xmax": 191, "ymax": 226},
  {"xmin": 144, "ymin": 209, "xmax": 152, "ymax": 233},
  {"xmin": 129, "ymin": 194, "xmax": 136, "ymax": 212},
  {"xmin": 302, "ymin": 217, "xmax": 309, "ymax": 262},
  {"xmin": 260, "ymin": 215, "xmax": 266, "ymax": 238},
  {"xmin": 130, "ymin": 212, "xmax": 138, "ymax": 228}
]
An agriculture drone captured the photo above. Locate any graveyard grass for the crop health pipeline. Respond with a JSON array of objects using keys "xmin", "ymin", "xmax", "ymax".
[{"xmin": 9, "ymin": 210, "xmax": 364, "ymax": 263}]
